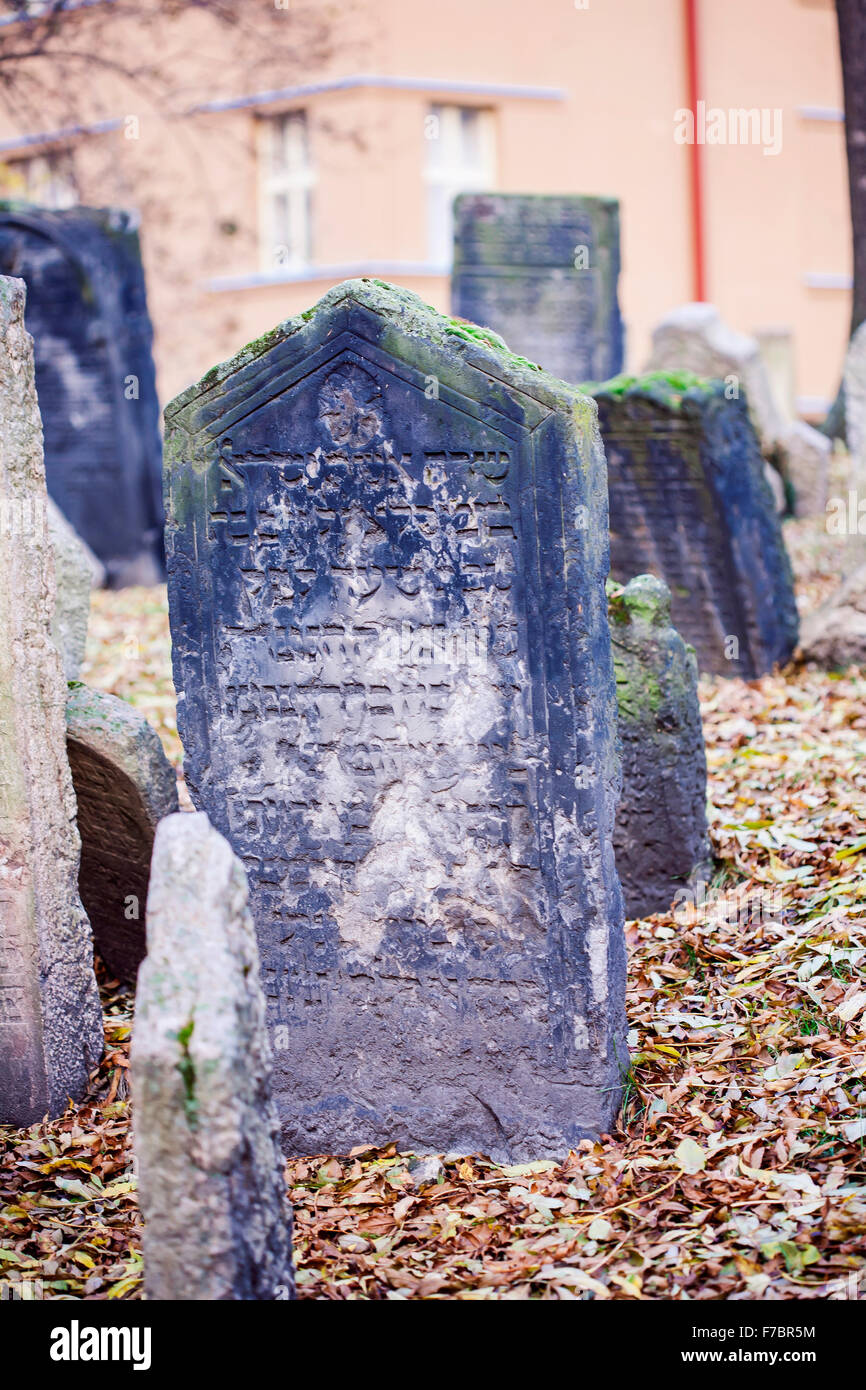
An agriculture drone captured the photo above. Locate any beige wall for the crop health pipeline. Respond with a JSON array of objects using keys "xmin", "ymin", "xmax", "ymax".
[{"xmin": 0, "ymin": 0, "xmax": 850, "ymax": 414}]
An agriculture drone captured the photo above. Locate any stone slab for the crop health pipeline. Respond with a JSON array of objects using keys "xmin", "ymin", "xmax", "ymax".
[
  {"xmin": 609, "ymin": 575, "xmax": 710, "ymax": 919},
  {"xmin": 587, "ymin": 373, "xmax": 799, "ymax": 678},
  {"xmin": 164, "ymin": 277, "xmax": 627, "ymax": 1161},
  {"xmin": 0, "ymin": 203, "xmax": 164, "ymax": 586},
  {"xmin": 132, "ymin": 811, "xmax": 293, "ymax": 1300},
  {"xmin": 0, "ymin": 274, "xmax": 102, "ymax": 1127},
  {"xmin": 452, "ymin": 193, "xmax": 624, "ymax": 384}
]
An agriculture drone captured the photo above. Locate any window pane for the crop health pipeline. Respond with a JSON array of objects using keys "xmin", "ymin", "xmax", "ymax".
[{"xmin": 425, "ymin": 105, "xmax": 495, "ymax": 263}]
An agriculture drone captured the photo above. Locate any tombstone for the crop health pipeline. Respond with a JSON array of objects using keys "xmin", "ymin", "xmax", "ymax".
[
  {"xmin": 164, "ymin": 277, "xmax": 627, "ymax": 1161},
  {"xmin": 587, "ymin": 373, "xmax": 799, "ymax": 678},
  {"xmin": 609, "ymin": 575, "xmax": 710, "ymax": 919},
  {"xmin": 776, "ymin": 419, "xmax": 831, "ymax": 519},
  {"xmin": 755, "ymin": 326, "xmax": 796, "ymax": 422},
  {"xmin": 46, "ymin": 497, "xmax": 103, "ymax": 680},
  {"xmin": 66, "ymin": 684, "xmax": 179, "ymax": 983},
  {"xmin": 132, "ymin": 812, "xmax": 293, "ymax": 1301},
  {"xmin": 645, "ymin": 303, "xmax": 784, "ymax": 451},
  {"xmin": 0, "ymin": 203, "xmax": 164, "ymax": 587},
  {"xmin": 0, "ymin": 275, "xmax": 103, "ymax": 1127},
  {"xmin": 452, "ymin": 193, "xmax": 624, "ymax": 385},
  {"xmin": 799, "ymin": 563, "xmax": 866, "ymax": 670}
]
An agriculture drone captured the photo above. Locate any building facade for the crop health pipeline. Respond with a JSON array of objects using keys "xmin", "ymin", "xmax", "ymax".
[{"xmin": 0, "ymin": 0, "xmax": 850, "ymax": 414}]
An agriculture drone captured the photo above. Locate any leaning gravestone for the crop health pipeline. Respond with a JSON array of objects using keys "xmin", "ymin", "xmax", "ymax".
[
  {"xmin": 609, "ymin": 575, "xmax": 710, "ymax": 919},
  {"xmin": 165, "ymin": 277, "xmax": 627, "ymax": 1160},
  {"xmin": 132, "ymin": 812, "xmax": 293, "ymax": 1300},
  {"xmin": 452, "ymin": 193, "xmax": 624, "ymax": 384},
  {"xmin": 0, "ymin": 275, "xmax": 103, "ymax": 1126},
  {"xmin": 586, "ymin": 372, "xmax": 799, "ymax": 678},
  {"xmin": 66, "ymin": 684, "xmax": 179, "ymax": 983},
  {"xmin": 0, "ymin": 203, "xmax": 164, "ymax": 586}
]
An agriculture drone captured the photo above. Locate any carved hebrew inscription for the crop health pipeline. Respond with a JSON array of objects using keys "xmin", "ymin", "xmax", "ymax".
[{"xmin": 204, "ymin": 366, "xmax": 547, "ymax": 1026}]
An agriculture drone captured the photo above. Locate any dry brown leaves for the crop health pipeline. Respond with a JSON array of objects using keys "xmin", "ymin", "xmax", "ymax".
[
  {"xmin": 1, "ymin": 520, "xmax": 864, "ymax": 1299},
  {"xmin": 0, "ymin": 973, "xmax": 141, "ymax": 1300}
]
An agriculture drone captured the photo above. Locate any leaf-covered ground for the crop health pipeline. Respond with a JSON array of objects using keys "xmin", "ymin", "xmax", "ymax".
[{"xmin": 1, "ymin": 517, "xmax": 864, "ymax": 1300}]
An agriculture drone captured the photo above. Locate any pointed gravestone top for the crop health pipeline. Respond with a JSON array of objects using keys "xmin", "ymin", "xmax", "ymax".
[{"xmin": 164, "ymin": 278, "xmax": 626, "ymax": 1160}]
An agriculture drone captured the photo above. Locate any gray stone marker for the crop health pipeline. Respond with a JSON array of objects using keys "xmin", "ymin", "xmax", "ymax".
[
  {"xmin": 645, "ymin": 303, "xmax": 833, "ymax": 517},
  {"xmin": 132, "ymin": 812, "xmax": 294, "ymax": 1301},
  {"xmin": 776, "ymin": 420, "xmax": 831, "ymax": 519},
  {"xmin": 609, "ymin": 575, "xmax": 710, "ymax": 919},
  {"xmin": 452, "ymin": 193, "xmax": 624, "ymax": 384},
  {"xmin": 0, "ymin": 203, "xmax": 164, "ymax": 586},
  {"xmin": 66, "ymin": 684, "xmax": 179, "ymax": 983},
  {"xmin": 645, "ymin": 302, "xmax": 784, "ymax": 450},
  {"xmin": 586, "ymin": 372, "xmax": 799, "ymax": 678},
  {"xmin": 0, "ymin": 275, "xmax": 103, "ymax": 1127},
  {"xmin": 164, "ymin": 278, "xmax": 626, "ymax": 1161},
  {"xmin": 47, "ymin": 497, "xmax": 104, "ymax": 680},
  {"xmin": 799, "ymin": 564, "xmax": 866, "ymax": 670}
]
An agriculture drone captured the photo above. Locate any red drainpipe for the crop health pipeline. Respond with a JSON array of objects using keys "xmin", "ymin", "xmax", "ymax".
[{"xmin": 683, "ymin": 0, "xmax": 707, "ymax": 301}]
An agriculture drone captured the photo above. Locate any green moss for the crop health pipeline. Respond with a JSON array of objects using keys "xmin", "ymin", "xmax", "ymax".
[
  {"xmin": 198, "ymin": 365, "xmax": 221, "ymax": 392},
  {"xmin": 614, "ymin": 656, "xmax": 664, "ymax": 715},
  {"xmin": 242, "ymin": 325, "xmax": 285, "ymax": 358},
  {"xmin": 166, "ymin": 276, "xmax": 596, "ymax": 425},
  {"xmin": 581, "ymin": 368, "xmax": 712, "ymax": 408},
  {"xmin": 175, "ymin": 1018, "xmax": 198, "ymax": 1130}
]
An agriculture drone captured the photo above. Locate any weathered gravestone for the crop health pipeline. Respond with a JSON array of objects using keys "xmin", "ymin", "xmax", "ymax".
[
  {"xmin": 132, "ymin": 812, "xmax": 293, "ymax": 1300},
  {"xmin": 645, "ymin": 302, "xmax": 832, "ymax": 517},
  {"xmin": 47, "ymin": 497, "xmax": 104, "ymax": 680},
  {"xmin": 0, "ymin": 275, "xmax": 103, "ymax": 1126},
  {"xmin": 66, "ymin": 684, "xmax": 179, "ymax": 983},
  {"xmin": 609, "ymin": 575, "xmax": 710, "ymax": 919},
  {"xmin": 645, "ymin": 302, "xmax": 784, "ymax": 450},
  {"xmin": 776, "ymin": 419, "xmax": 831, "ymax": 520},
  {"xmin": 452, "ymin": 193, "xmax": 624, "ymax": 385},
  {"xmin": 586, "ymin": 373, "xmax": 799, "ymax": 678},
  {"xmin": 164, "ymin": 278, "xmax": 627, "ymax": 1160},
  {"xmin": 0, "ymin": 203, "xmax": 164, "ymax": 586},
  {"xmin": 799, "ymin": 563, "xmax": 866, "ymax": 669}
]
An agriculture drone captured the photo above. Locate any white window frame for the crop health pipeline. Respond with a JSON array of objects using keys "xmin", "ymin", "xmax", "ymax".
[
  {"xmin": 257, "ymin": 109, "xmax": 314, "ymax": 273},
  {"xmin": 1, "ymin": 149, "xmax": 77, "ymax": 209},
  {"xmin": 425, "ymin": 104, "xmax": 496, "ymax": 266}
]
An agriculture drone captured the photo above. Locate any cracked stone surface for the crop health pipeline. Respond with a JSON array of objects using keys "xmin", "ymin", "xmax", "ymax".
[
  {"xmin": 164, "ymin": 277, "xmax": 627, "ymax": 1161},
  {"xmin": 0, "ymin": 274, "xmax": 103, "ymax": 1126},
  {"xmin": 132, "ymin": 811, "xmax": 294, "ymax": 1301}
]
